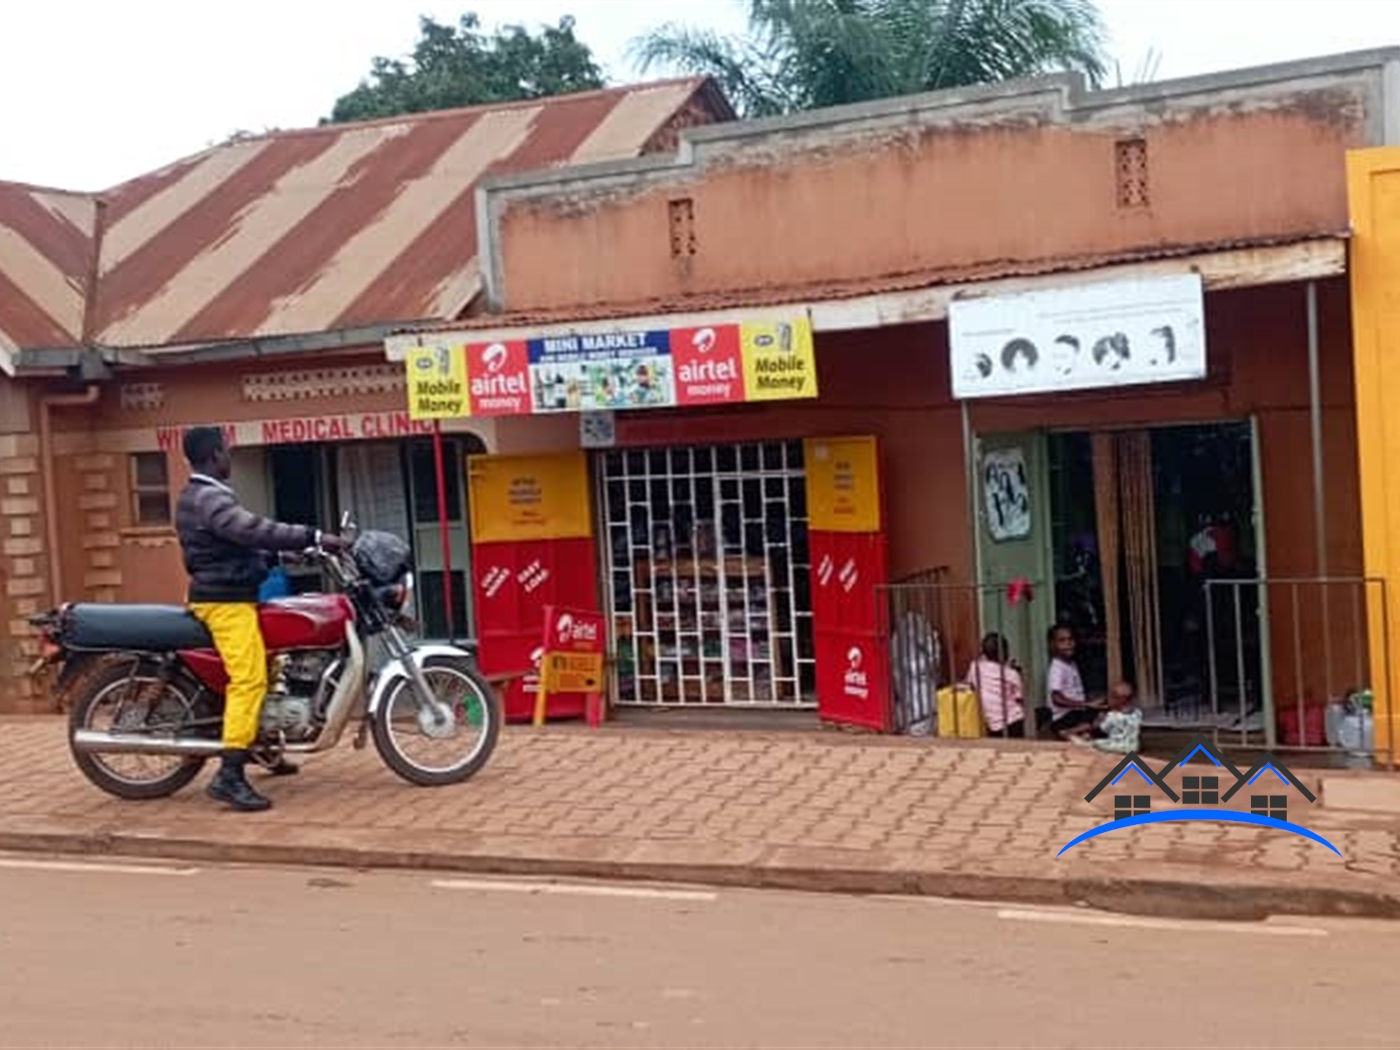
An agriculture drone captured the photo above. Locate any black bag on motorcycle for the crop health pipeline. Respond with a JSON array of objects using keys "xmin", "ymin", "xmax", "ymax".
[{"xmin": 350, "ymin": 530, "xmax": 414, "ymax": 585}]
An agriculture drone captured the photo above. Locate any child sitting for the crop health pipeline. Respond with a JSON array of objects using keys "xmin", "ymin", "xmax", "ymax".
[
  {"xmin": 965, "ymin": 633, "xmax": 1025, "ymax": 737},
  {"xmin": 1047, "ymin": 624, "xmax": 1100, "ymax": 739},
  {"xmin": 1092, "ymin": 681, "xmax": 1143, "ymax": 754}
]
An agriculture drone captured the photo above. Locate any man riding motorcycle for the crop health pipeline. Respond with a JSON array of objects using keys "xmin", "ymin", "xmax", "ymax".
[{"xmin": 175, "ymin": 426, "xmax": 344, "ymax": 812}]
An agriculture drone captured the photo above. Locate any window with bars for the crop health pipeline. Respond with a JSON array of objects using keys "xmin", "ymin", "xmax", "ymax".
[
  {"xmin": 1114, "ymin": 795, "xmax": 1151, "ymax": 820},
  {"xmin": 1252, "ymin": 795, "xmax": 1288, "ymax": 821},
  {"xmin": 1182, "ymin": 775, "xmax": 1219, "ymax": 805},
  {"xmin": 600, "ymin": 441, "xmax": 815, "ymax": 707}
]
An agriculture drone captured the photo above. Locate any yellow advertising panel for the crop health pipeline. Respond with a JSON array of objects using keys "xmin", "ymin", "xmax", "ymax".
[
  {"xmin": 804, "ymin": 436, "xmax": 881, "ymax": 532},
  {"xmin": 406, "ymin": 344, "xmax": 469, "ymax": 420},
  {"xmin": 740, "ymin": 318, "xmax": 818, "ymax": 402},
  {"xmin": 541, "ymin": 651, "xmax": 605, "ymax": 693},
  {"xmin": 467, "ymin": 452, "xmax": 593, "ymax": 543}
]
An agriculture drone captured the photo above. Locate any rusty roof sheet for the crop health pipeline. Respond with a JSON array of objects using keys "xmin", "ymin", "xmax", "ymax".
[
  {"xmin": 0, "ymin": 181, "xmax": 97, "ymax": 352},
  {"xmin": 0, "ymin": 78, "xmax": 719, "ymax": 353},
  {"xmin": 394, "ymin": 231, "xmax": 1351, "ymax": 336}
]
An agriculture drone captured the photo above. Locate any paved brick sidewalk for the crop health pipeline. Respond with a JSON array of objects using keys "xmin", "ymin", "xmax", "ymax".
[{"xmin": 1, "ymin": 717, "xmax": 1398, "ymax": 918}]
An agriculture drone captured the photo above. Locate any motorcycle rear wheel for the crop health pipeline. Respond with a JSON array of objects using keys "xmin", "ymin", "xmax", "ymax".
[
  {"xmin": 371, "ymin": 656, "xmax": 500, "ymax": 787},
  {"xmin": 68, "ymin": 658, "xmax": 209, "ymax": 800}
]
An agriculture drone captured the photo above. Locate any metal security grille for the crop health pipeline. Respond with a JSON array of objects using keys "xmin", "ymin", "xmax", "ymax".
[{"xmin": 600, "ymin": 442, "xmax": 815, "ymax": 707}]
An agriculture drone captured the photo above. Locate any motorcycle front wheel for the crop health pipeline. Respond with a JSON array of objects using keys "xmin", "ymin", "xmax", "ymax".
[{"xmin": 371, "ymin": 656, "xmax": 501, "ymax": 787}]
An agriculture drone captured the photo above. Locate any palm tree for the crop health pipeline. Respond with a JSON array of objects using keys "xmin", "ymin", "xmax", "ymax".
[{"xmin": 630, "ymin": 0, "xmax": 1110, "ymax": 118}]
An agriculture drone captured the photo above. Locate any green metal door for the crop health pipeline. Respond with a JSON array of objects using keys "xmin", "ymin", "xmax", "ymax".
[{"xmin": 973, "ymin": 430, "xmax": 1055, "ymax": 723}]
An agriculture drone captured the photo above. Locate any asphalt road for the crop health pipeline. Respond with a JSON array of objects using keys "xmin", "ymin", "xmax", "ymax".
[{"xmin": 1, "ymin": 855, "xmax": 1397, "ymax": 1049}]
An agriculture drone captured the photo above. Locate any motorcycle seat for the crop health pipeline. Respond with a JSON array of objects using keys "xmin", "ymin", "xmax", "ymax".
[{"xmin": 63, "ymin": 603, "xmax": 214, "ymax": 652}]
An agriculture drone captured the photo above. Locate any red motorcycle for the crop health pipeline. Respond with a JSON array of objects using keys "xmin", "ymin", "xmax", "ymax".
[{"xmin": 29, "ymin": 520, "xmax": 500, "ymax": 800}]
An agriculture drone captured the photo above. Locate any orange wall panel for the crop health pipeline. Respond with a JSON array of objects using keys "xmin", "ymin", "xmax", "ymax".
[{"xmin": 497, "ymin": 112, "xmax": 1363, "ymax": 316}]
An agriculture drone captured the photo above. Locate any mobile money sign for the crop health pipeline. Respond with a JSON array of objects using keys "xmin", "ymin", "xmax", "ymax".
[
  {"xmin": 405, "ymin": 344, "xmax": 469, "ymax": 419},
  {"xmin": 534, "ymin": 604, "xmax": 606, "ymax": 726},
  {"xmin": 403, "ymin": 317, "xmax": 817, "ymax": 420}
]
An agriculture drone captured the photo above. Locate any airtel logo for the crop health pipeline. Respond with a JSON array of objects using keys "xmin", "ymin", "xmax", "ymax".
[
  {"xmin": 692, "ymin": 328, "xmax": 717, "ymax": 354},
  {"xmin": 529, "ymin": 646, "xmax": 544, "ymax": 670},
  {"xmin": 844, "ymin": 644, "xmax": 870, "ymax": 700},
  {"xmin": 557, "ymin": 613, "xmax": 598, "ymax": 644},
  {"xmin": 481, "ymin": 343, "xmax": 508, "ymax": 374}
]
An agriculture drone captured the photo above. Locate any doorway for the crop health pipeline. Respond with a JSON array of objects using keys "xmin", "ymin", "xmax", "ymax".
[
  {"xmin": 261, "ymin": 437, "xmax": 485, "ymax": 642},
  {"xmin": 1046, "ymin": 421, "xmax": 1262, "ymax": 725}
]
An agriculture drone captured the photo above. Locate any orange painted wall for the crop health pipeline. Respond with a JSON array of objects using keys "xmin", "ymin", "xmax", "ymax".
[{"xmin": 497, "ymin": 106, "xmax": 1364, "ymax": 316}]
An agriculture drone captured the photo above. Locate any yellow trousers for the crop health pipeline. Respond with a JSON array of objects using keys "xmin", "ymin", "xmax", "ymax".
[{"xmin": 189, "ymin": 602, "xmax": 266, "ymax": 750}]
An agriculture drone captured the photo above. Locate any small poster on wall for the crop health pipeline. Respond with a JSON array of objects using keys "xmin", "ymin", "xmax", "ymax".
[{"xmin": 983, "ymin": 448, "xmax": 1032, "ymax": 542}]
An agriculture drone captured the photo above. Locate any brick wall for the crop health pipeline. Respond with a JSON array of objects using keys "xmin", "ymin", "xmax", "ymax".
[
  {"xmin": 0, "ymin": 433, "xmax": 50, "ymax": 712},
  {"xmin": 74, "ymin": 453, "xmax": 121, "ymax": 601}
]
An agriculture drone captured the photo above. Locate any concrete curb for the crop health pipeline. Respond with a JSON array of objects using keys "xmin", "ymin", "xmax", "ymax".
[{"xmin": 1, "ymin": 827, "xmax": 1396, "ymax": 923}]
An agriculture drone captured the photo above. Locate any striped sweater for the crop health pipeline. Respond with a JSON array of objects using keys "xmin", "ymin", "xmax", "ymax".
[{"xmin": 175, "ymin": 474, "xmax": 315, "ymax": 603}]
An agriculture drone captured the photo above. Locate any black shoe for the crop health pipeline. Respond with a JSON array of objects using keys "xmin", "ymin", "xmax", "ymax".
[
  {"xmin": 207, "ymin": 751, "xmax": 272, "ymax": 812},
  {"xmin": 264, "ymin": 758, "xmax": 299, "ymax": 777}
]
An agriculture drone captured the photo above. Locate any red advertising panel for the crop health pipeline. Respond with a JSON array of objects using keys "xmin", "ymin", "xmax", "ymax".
[
  {"xmin": 538, "ymin": 604, "xmax": 606, "ymax": 726},
  {"xmin": 467, "ymin": 450, "xmax": 600, "ymax": 723},
  {"xmin": 813, "ymin": 632, "xmax": 892, "ymax": 733},
  {"xmin": 671, "ymin": 325, "xmax": 745, "ymax": 406},
  {"xmin": 472, "ymin": 537, "xmax": 599, "ymax": 722},
  {"xmin": 465, "ymin": 340, "xmax": 531, "ymax": 416},
  {"xmin": 804, "ymin": 436, "xmax": 890, "ymax": 731},
  {"xmin": 809, "ymin": 529, "xmax": 891, "ymax": 731},
  {"xmin": 810, "ymin": 531, "xmax": 886, "ymax": 635}
]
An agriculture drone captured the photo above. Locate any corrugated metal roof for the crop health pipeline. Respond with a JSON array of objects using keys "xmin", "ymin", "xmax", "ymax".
[
  {"xmin": 0, "ymin": 78, "xmax": 721, "ymax": 353},
  {"xmin": 0, "ymin": 181, "xmax": 96, "ymax": 351}
]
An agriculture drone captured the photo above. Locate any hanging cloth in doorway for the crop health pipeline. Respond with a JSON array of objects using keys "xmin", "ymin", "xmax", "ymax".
[
  {"xmin": 336, "ymin": 444, "xmax": 412, "ymax": 542},
  {"xmin": 1091, "ymin": 434, "xmax": 1123, "ymax": 692},
  {"xmin": 1118, "ymin": 432, "xmax": 1163, "ymax": 709}
]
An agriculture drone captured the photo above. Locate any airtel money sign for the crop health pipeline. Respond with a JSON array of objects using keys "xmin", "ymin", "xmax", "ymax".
[{"xmin": 467, "ymin": 341, "xmax": 531, "ymax": 417}]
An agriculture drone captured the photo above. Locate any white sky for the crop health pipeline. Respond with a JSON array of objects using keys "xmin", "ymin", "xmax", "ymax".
[{"xmin": 1, "ymin": 0, "xmax": 1396, "ymax": 191}]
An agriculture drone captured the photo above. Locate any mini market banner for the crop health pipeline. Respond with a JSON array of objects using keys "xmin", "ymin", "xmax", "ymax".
[{"xmin": 403, "ymin": 317, "xmax": 817, "ymax": 420}]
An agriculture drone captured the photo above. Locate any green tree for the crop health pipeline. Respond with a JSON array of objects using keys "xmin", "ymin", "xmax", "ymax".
[
  {"xmin": 630, "ymin": 0, "xmax": 1109, "ymax": 118},
  {"xmin": 328, "ymin": 12, "xmax": 606, "ymax": 124}
]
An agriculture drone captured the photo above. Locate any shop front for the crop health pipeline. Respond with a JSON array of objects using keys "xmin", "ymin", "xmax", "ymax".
[
  {"xmin": 942, "ymin": 271, "xmax": 1365, "ymax": 747},
  {"xmin": 390, "ymin": 255, "xmax": 1366, "ymax": 745},
  {"xmin": 397, "ymin": 316, "xmax": 895, "ymax": 728}
]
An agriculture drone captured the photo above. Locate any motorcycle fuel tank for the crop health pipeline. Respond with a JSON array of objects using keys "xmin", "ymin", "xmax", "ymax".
[
  {"xmin": 179, "ymin": 594, "xmax": 354, "ymax": 694},
  {"xmin": 257, "ymin": 594, "xmax": 354, "ymax": 650}
]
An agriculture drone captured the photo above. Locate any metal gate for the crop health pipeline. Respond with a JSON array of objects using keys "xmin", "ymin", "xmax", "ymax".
[
  {"xmin": 599, "ymin": 441, "xmax": 816, "ymax": 707},
  {"xmin": 1205, "ymin": 576, "xmax": 1393, "ymax": 767},
  {"xmin": 879, "ymin": 573, "xmax": 1044, "ymax": 737}
]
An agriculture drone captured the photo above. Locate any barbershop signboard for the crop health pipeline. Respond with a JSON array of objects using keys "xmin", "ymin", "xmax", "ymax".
[{"xmin": 948, "ymin": 274, "xmax": 1206, "ymax": 400}]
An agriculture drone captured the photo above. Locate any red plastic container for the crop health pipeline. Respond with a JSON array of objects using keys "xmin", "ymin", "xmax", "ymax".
[{"xmin": 1277, "ymin": 704, "xmax": 1327, "ymax": 747}]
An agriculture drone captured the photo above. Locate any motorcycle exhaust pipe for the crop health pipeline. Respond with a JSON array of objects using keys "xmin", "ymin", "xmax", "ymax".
[{"xmin": 71, "ymin": 729, "xmax": 224, "ymax": 757}]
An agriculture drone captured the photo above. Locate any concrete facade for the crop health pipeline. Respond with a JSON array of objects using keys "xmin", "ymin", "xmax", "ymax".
[{"xmin": 475, "ymin": 51, "xmax": 1400, "ymax": 318}]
